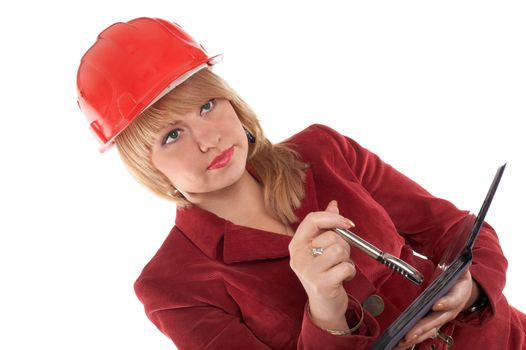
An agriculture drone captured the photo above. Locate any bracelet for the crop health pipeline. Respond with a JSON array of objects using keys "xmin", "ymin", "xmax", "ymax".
[
  {"xmin": 463, "ymin": 294, "xmax": 488, "ymax": 314},
  {"xmin": 308, "ymin": 293, "xmax": 364, "ymax": 336}
]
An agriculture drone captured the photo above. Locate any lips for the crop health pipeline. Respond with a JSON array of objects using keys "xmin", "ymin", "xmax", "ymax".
[{"xmin": 207, "ymin": 146, "xmax": 235, "ymax": 170}]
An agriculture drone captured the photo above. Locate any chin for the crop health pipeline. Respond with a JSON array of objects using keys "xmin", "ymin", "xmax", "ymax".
[
  {"xmin": 222, "ymin": 165, "xmax": 246, "ymax": 188},
  {"xmin": 188, "ymin": 166, "xmax": 246, "ymax": 195}
]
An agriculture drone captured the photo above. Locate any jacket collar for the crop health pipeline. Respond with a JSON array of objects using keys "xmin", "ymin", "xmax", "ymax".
[{"xmin": 175, "ymin": 168, "xmax": 319, "ymax": 263}]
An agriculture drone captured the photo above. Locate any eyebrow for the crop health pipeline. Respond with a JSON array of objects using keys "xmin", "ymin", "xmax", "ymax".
[
  {"xmin": 149, "ymin": 118, "xmax": 177, "ymax": 140},
  {"xmin": 163, "ymin": 115, "xmax": 184, "ymax": 128}
]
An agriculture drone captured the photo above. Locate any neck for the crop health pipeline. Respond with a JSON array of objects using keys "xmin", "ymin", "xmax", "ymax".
[
  {"xmin": 185, "ymin": 171, "xmax": 292, "ymax": 235},
  {"xmin": 189, "ymin": 170, "xmax": 267, "ymax": 224}
]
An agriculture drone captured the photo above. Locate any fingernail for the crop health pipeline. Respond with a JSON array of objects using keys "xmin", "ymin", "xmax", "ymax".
[
  {"xmin": 435, "ymin": 303, "xmax": 444, "ymax": 310},
  {"xmin": 403, "ymin": 334, "xmax": 418, "ymax": 342},
  {"xmin": 344, "ymin": 218, "xmax": 355, "ymax": 227}
]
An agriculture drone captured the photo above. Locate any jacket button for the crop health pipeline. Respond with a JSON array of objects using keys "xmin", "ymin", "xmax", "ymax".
[{"xmin": 362, "ymin": 294, "xmax": 384, "ymax": 317}]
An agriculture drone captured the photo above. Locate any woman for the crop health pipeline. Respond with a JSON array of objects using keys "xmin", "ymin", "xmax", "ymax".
[{"xmin": 77, "ymin": 17, "xmax": 526, "ymax": 349}]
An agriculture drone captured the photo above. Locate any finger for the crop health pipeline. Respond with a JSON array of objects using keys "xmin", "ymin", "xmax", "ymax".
[
  {"xmin": 325, "ymin": 200, "xmax": 355, "ymax": 227},
  {"xmin": 343, "ymin": 259, "xmax": 356, "ymax": 282},
  {"xmin": 311, "ymin": 230, "xmax": 351, "ymax": 255},
  {"xmin": 393, "ymin": 345, "xmax": 413, "ymax": 350},
  {"xmin": 312, "ymin": 243, "xmax": 352, "ymax": 271},
  {"xmin": 322, "ymin": 260, "xmax": 357, "ymax": 286},
  {"xmin": 292, "ymin": 211, "xmax": 353, "ymax": 246},
  {"xmin": 399, "ymin": 327, "xmax": 439, "ymax": 348},
  {"xmin": 402, "ymin": 310, "xmax": 451, "ymax": 342},
  {"xmin": 325, "ymin": 200, "xmax": 339, "ymax": 214},
  {"xmin": 433, "ymin": 270, "xmax": 472, "ymax": 312}
]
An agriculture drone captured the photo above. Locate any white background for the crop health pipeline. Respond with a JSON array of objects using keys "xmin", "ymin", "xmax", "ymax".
[{"xmin": 1, "ymin": 1, "xmax": 525, "ymax": 349}]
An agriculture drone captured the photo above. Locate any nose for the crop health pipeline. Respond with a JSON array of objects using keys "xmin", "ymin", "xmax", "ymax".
[{"xmin": 192, "ymin": 123, "xmax": 220, "ymax": 153}]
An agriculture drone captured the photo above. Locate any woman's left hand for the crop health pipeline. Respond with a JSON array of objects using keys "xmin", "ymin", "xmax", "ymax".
[{"xmin": 395, "ymin": 270, "xmax": 480, "ymax": 349}]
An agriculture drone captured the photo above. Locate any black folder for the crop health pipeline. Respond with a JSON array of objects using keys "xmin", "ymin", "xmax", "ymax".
[{"xmin": 371, "ymin": 164, "xmax": 506, "ymax": 350}]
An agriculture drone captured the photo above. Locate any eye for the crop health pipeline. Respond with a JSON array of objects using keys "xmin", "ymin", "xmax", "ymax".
[
  {"xmin": 162, "ymin": 128, "xmax": 182, "ymax": 145},
  {"xmin": 200, "ymin": 99, "xmax": 216, "ymax": 116}
]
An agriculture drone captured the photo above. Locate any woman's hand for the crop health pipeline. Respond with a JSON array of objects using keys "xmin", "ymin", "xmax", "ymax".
[
  {"xmin": 395, "ymin": 270, "xmax": 480, "ymax": 349},
  {"xmin": 289, "ymin": 200, "xmax": 356, "ymax": 331}
]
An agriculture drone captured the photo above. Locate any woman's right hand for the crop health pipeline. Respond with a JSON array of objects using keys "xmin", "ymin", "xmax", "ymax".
[{"xmin": 289, "ymin": 200, "xmax": 357, "ymax": 331}]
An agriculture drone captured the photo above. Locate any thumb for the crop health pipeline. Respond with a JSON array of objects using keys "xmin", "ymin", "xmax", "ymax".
[
  {"xmin": 325, "ymin": 200, "xmax": 339, "ymax": 214},
  {"xmin": 325, "ymin": 200, "xmax": 355, "ymax": 228}
]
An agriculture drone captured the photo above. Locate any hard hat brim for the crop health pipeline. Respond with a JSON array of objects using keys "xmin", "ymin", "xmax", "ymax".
[{"xmin": 96, "ymin": 53, "xmax": 223, "ymax": 153}]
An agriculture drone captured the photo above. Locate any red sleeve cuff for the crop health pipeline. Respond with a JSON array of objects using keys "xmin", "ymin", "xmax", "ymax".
[
  {"xmin": 297, "ymin": 300, "xmax": 380, "ymax": 349},
  {"xmin": 454, "ymin": 275, "xmax": 494, "ymax": 327},
  {"xmin": 456, "ymin": 224, "xmax": 508, "ymax": 327}
]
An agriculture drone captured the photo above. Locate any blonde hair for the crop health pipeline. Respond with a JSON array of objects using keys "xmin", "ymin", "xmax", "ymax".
[{"xmin": 115, "ymin": 69, "xmax": 306, "ymax": 224}]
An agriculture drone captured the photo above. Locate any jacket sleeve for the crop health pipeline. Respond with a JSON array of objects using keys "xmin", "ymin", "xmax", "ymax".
[
  {"xmin": 135, "ymin": 273, "xmax": 382, "ymax": 349},
  {"xmin": 312, "ymin": 124, "xmax": 508, "ymax": 325},
  {"xmin": 297, "ymin": 300, "xmax": 380, "ymax": 349},
  {"xmin": 135, "ymin": 278, "xmax": 273, "ymax": 350}
]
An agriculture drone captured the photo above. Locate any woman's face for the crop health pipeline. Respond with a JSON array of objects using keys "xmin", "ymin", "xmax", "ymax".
[{"xmin": 150, "ymin": 98, "xmax": 249, "ymax": 200}]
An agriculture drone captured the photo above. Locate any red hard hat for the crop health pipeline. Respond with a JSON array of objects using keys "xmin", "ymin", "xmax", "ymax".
[{"xmin": 76, "ymin": 17, "xmax": 222, "ymax": 152}]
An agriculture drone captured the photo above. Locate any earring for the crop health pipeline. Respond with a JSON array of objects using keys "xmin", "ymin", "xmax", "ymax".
[{"xmin": 244, "ymin": 127, "xmax": 256, "ymax": 144}]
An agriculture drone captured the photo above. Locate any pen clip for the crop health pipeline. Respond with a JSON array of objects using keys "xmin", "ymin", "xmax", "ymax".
[{"xmin": 379, "ymin": 253, "xmax": 424, "ymax": 285}]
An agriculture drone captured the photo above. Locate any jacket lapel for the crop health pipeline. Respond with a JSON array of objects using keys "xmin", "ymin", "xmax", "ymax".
[
  {"xmin": 223, "ymin": 169, "xmax": 319, "ymax": 263},
  {"xmin": 177, "ymin": 168, "xmax": 320, "ymax": 263}
]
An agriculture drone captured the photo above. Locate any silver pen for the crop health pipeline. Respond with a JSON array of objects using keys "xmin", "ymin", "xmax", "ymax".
[{"xmin": 332, "ymin": 228, "xmax": 424, "ymax": 285}]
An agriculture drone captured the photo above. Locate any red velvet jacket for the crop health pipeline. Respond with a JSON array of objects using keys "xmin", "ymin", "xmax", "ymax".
[{"xmin": 135, "ymin": 124, "xmax": 525, "ymax": 349}]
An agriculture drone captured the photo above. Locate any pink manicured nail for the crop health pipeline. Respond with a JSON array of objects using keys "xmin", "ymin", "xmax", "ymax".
[{"xmin": 345, "ymin": 218, "xmax": 355, "ymax": 227}]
